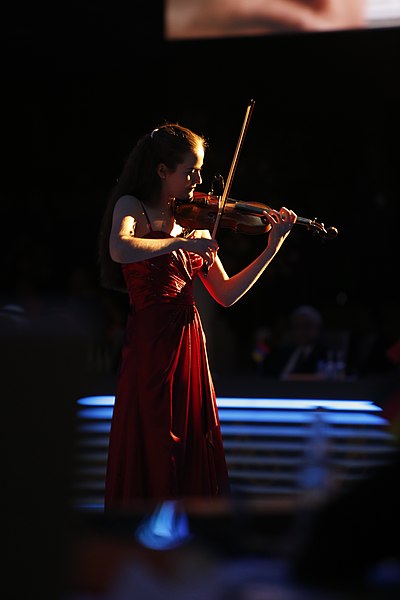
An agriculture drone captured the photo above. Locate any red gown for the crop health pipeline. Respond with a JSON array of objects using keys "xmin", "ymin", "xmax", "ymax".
[{"xmin": 104, "ymin": 226, "xmax": 230, "ymax": 511}]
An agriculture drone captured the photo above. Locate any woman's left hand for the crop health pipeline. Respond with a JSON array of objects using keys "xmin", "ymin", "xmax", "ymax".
[{"xmin": 263, "ymin": 206, "xmax": 297, "ymax": 247}]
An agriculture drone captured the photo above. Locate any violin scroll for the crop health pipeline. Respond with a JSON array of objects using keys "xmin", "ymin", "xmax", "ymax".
[{"xmin": 297, "ymin": 216, "xmax": 338, "ymax": 240}]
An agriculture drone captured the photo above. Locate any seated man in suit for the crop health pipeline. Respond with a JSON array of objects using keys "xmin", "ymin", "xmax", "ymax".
[{"xmin": 263, "ymin": 305, "xmax": 329, "ymax": 380}]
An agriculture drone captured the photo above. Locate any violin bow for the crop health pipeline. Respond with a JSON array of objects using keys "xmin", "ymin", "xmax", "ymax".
[{"xmin": 211, "ymin": 99, "xmax": 255, "ymax": 240}]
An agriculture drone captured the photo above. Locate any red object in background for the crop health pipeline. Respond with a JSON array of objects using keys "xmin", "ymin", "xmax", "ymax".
[{"xmin": 386, "ymin": 338, "xmax": 400, "ymax": 365}]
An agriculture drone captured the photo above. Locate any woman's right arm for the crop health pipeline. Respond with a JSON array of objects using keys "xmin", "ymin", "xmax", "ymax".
[{"xmin": 109, "ymin": 195, "xmax": 218, "ymax": 265}]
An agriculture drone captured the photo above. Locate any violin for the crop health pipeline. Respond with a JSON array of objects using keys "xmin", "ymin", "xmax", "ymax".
[{"xmin": 172, "ymin": 191, "xmax": 339, "ymax": 240}]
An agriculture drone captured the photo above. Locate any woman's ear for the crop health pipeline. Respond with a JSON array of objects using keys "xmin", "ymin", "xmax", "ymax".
[{"xmin": 157, "ymin": 163, "xmax": 167, "ymax": 180}]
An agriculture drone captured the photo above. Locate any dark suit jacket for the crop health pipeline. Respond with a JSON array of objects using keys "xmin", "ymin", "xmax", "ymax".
[{"xmin": 263, "ymin": 341, "xmax": 329, "ymax": 378}]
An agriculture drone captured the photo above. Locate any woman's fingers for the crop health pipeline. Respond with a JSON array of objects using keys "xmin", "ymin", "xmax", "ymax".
[{"xmin": 190, "ymin": 238, "xmax": 219, "ymax": 265}]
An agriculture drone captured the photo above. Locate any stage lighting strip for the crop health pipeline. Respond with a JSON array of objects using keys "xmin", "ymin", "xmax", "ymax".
[
  {"xmin": 73, "ymin": 395, "xmax": 394, "ymax": 510},
  {"xmin": 76, "ymin": 395, "xmax": 382, "ymax": 410}
]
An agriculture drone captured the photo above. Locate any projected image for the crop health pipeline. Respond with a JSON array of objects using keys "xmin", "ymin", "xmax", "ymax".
[{"xmin": 165, "ymin": 0, "xmax": 400, "ymax": 40}]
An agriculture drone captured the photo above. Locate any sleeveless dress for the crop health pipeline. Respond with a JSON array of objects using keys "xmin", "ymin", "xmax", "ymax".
[{"xmin": 104, "ymin": 207, "xmax": 230, "ymax": 510}]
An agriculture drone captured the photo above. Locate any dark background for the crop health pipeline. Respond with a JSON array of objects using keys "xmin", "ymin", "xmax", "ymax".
[
  {"xmin": 2, "ymin": 9, "xmax": 400, "ymax": 598},
  {"xmin": 2, "ymin": 4, "xmax": 400, "ymax": 376}
]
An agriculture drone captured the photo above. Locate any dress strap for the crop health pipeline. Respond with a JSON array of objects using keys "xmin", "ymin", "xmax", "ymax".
[{"xmin": 139, "ymin": 201, "xmax": 153, "ymax": 232}]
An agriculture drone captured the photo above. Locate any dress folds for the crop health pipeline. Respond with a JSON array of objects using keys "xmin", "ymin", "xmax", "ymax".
[{"xmin": 104, "ymin": 232, "xmax": 230, "ymax": 510}]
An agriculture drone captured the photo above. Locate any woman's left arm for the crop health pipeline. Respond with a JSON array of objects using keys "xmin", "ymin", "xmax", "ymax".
[{"xmin": 199, "ymin": 206, "xmax": 296, "ymax": 307}]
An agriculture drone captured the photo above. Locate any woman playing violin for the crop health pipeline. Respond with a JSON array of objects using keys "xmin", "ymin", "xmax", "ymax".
[{"xmin": 98, "ymin": 122, "xmax": 296, "ymax": 510}]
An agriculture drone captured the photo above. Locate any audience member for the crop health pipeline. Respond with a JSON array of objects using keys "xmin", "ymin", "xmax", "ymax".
[{"xmin": 262, "ymin": 304, "xmax": 329, "ymax": 380}]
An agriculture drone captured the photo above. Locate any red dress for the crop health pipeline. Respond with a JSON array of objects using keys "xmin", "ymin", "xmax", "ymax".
[{"xmin": 104, "ymin": 225, "xmax": 230, "ymax": 511}]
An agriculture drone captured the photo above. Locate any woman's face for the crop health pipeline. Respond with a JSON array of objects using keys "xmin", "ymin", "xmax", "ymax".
[{"xmin": 163, "ymin": 146, "xmax": 204, "ymax": 200}]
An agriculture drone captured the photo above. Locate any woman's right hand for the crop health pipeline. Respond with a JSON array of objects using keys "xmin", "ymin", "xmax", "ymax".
[{"xmin": 184, "ymin": 237, "xmax": 219, "ymax": 269}]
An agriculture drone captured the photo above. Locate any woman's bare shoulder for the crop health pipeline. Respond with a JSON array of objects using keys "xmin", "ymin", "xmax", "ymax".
[
  {"xmin": 113, "ymin": 194, "xmax": 142, "ymax": 219},
  {"xmin": 115, "ymin": 194, "xmax": 141, "ymax": 209}
]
